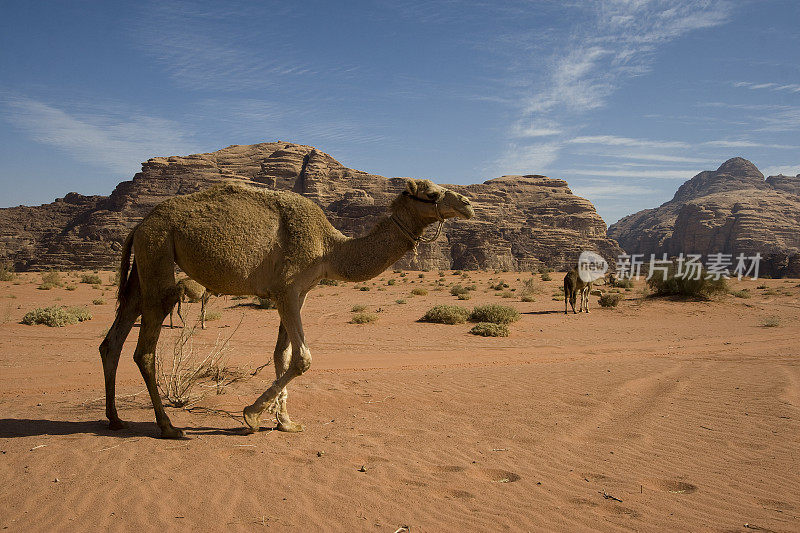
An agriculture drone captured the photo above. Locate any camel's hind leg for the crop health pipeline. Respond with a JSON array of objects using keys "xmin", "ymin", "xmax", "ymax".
[
  {"xmin": 99, "ymin": 270, "xmax": 142, "ymax": 430},
  {"xmin": 271, "ymin": 323, "xmax": 304, "ymax": 432}
]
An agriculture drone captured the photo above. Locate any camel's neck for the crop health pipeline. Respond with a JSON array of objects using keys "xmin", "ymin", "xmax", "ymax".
[{"xmin": 327, "ymin": 209, "xmax": 428, "ymax": 282}]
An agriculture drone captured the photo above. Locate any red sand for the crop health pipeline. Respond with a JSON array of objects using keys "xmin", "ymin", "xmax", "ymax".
[{"xmin": 1, "ymin": 271, "xmax": 798, "ymax": 531}]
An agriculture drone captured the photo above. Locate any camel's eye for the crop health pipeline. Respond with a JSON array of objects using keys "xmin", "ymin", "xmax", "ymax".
[{"xmin": 426, "ymin": 191, "xmax": 442, "ymax": 201}]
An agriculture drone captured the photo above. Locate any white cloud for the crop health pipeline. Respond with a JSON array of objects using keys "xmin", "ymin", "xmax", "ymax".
[
  {"xmin": 569, "ymin": 135, "xmax": 690, "ymax": 149},
  {"xmin": 561, "ymin": 168, "xmax": 696, "ymax": 179},
  {"xmin": 510, "ymin": 120, "xmax": 563, "ymax": 138},
  {"xmin": 2, "ymin": 96, "xmax": 197, "ymax": 173},
  {"xmin": 734, "ymin": 81, "xmax": 800, "ymax": 93},
  {"xmin": 762, "ymin": 165, "xmax": 800, "ymax": 177},
  {"xmin": 494, "ymin": 143, "xmax": 561, "ymax": 175},
  {"xmin": 570, "ymin": 181, "xmax": 655, "ymax": 200},
  {"xmin": 703, "ymin": 139, "xmax": 798, "ymax": 149}
]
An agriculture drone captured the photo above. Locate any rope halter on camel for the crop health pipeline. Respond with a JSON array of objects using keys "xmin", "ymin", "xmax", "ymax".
[{"xmin": 391, "ymin": 191, "xmax": 446, "ymax": 249}]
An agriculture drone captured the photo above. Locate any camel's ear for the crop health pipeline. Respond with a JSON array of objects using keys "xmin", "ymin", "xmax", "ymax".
[{"xmin": 405, "ymin": 179, "xmax": 419, "ymax": 197}]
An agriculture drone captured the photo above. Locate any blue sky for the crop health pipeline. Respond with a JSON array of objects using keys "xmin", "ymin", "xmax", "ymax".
[{"xmin": 1, "ymin": 0, "xmax": 798, "ymax": 224}]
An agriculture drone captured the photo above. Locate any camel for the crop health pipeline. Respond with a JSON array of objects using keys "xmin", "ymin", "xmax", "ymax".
[
  {"xmin": 169, "ymin": 277, "xmax": 210, "ymax": 329},
  {"xmin": 564, "ymin": 266, "xmax": 592, "ymax": 314},
  {"xmin": 99, "ymin": 179, "xmax": 473, "ymax": 438}
]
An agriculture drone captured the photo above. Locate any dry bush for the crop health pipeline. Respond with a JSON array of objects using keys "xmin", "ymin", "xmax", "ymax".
[
  {"xmin": 156, "ymin": 320, "xmax": 244, "ymax": 408},
  {"xmin": 598, "ymin": 293, "xmax": 623, "ymax": 308},
  {"xmin": 38, "ymin": 271, "xmax": 63, "ymax": 290},
  {"xmin": 395, "ymin": 298, "xmax": 407, "ymax": 304},
  {"xmin": 351, "ymin": 304, "xmax": 367, "ymax": 312},
  {"xmin": 731, "ymin": 289, "xmax": 751, "ymax": 299},
  {"xmin": 80, "ymin": 273, "xmax": 103, "ymax": 284},
  {"xmin": 411, "ymin": 288, "xmax": 428, "ymax": 296},
  {"xmin": 420, "ymin": 305, "xmax": 470, "ymax": 324},
  {"xmin": 450, "ymin": 284, "xmax": 469, "ymax": 297},
  {"xmin": 470, "ymin": 322, "xmax": 509, "ymax": 337},
  {"xmin": 92, "ymin": 298, "xmax": 106, "ymax": 305},
  {"xmin": 318, "ymin": 278, "xmax": 339, "ymax": 286},
  {"xmin": 22, "ymin": 306, "xmax": 92, "ymax": 327},
  {"xmin": 350, "ymin": 312, "xmax": 377, "ymax": 324},
  {"xmin": 761, "ymin": 316, "xmax": 780, "ymax": 328},
  {"xmin": 0, "ymin": 262, "xmax": 15, "ymax": 282},
  {"xmin": 540, "ymin": 272, "xmax": 552, "ymax": 281},
  {"xmin": 469, "ymin": 304, "xmax": 519, "ymax": 324},
  {"xmin": 646, "ymin": 264, "xmax": 728, "ymax": 299}
]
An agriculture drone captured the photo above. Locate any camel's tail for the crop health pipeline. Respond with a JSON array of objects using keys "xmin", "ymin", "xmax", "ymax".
[{"xmin": 117, "ymin": 227, "xmax": 137, "ymax": 307}]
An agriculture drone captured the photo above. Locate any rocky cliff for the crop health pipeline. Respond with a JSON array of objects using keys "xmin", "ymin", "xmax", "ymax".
[
  {"xmin": 608, "ymin": 157, "xmax": 800, "ymax": 277},
  {"xmin": 0, "ymin": 142, "xmax": 622, "ymax": 272}
]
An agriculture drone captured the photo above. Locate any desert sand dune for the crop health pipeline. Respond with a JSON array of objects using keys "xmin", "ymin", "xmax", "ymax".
[{"xmin": 1, "ymin": 271, "xmax": 798, "ymax": 531}]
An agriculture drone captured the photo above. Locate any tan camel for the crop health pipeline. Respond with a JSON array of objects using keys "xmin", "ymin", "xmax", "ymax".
[
  {"xmin": 564, "ymin": 266, "xmax": 592, "ymax": 314},
  {"xmin": 169, "ymin": 277, "xmax": 210, "ymax": 329},
  {"xmin": 99, "ymin": 179, "xmax": 473, "ymax": 438}
]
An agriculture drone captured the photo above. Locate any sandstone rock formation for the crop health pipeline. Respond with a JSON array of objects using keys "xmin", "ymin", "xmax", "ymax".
[
  {"xmin": 0, "ymin": 142, "xmax": 622, "ymax": 272},
  {"xmin": 608, "ymin": 158, "xmax": 800, "ymax": 277}
]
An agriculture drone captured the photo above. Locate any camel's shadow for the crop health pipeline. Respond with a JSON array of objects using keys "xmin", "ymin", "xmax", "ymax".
[
  {"xmin": 0, "ymin": 418, "xmax": 253, "ymax": 439},
  {"xmin": 524, "ymin": 310, "xmax": 565, "ymax": 315}
]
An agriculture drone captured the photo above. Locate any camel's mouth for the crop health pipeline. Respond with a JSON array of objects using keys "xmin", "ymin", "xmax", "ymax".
[{"xmin": 458, "ymin": 203, "xmax": 475, "ymax": 219}]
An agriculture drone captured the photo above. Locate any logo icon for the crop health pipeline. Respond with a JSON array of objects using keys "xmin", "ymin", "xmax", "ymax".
[{"xmin": 578, "ymin": 251, "xmax": 608, "ymax": 283}]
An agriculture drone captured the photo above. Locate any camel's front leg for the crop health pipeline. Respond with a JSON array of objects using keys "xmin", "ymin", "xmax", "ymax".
[{"xmin": 243, "ymin": 292, "xmax": 311, "ymax": 433}]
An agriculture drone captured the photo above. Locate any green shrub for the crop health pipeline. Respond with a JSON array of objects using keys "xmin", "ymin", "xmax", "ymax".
[
  {"xmin": 38, "ymin": 271, "xmax": 63, "ymax": 290},
  {"xmin": 351, "ymin": 304, "xmax": 367, "ymax": 312},
  {"xmin": 731, "ymin": 289, "xmax": 751, "ymax": 299},
  {"xmin": 80, "ymin": 273, "xmax": 103, "ymax": 284},
  {"xmin": 350, "ymin": 312, "xmax": 377, "ymax": 324},
  {"xmin": 540, "ymin": 272, "xmax": 552, "ymax": 281},
  {"xmin": 92, "ymin": 298, "xmax": 106, "ymax": 305},
  {"xmin": 0, "ymin": 262, "xmax": 15, "ymax": 281},
  {"xmin": 411, "ymin": 288, "xmax": 428, "ymax": 296},
  {"xmin": 450, "ymin": 284, "xmax": 470, "ymax": 297},
  {"xmin": 470, "ymin": 322, "xmax": 509, "ymax": 337},
  {"xmin": 489, "ymin": 281, "xmax": 508, "ymax": 291},
  {"xmin": 469, "ymin": 304, "xmax": 520, "ymax": 324},
  {"xmin": 598, "ymin": 293, "xmax": 623, "ymax": 308},
  {"xmin": 420, "ymin": 305, "xmax": 470, "ymax": 324},
  {"xmin": 318, "ymin": 278, "xmax": 339, "ymax": 286},
  {"xmin": 614, "ymin": 278, "xmax": 634, "ymax": 288},
  {"xmin": 646, "ymin": 264, "xmax": 728, "ymax": 299},
  {"xmin": 395, "ymin": 299, "xmax": 407, "ymax": 304},
  {"xmin": 418, "ymin": 273, "xmax": 425, "ymax": 278},
  {"xmin": 359, "ymin": 286, "xmax": 371, "ymax": 291},
  {"xmin": 22, "ymin": 306, "xmax": 92, "ymax": 327},
  {"xmin": 387, "ymin": 279, "xmax": 396, "ymax": 286}
]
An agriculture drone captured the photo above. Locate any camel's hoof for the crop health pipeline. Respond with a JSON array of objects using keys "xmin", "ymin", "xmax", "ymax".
[
  {"xmin": 277, "ymin": 420, "xmax": 305, "ymax": 433},
  {"xmin": 160, "ymin": 426, "xmax": 185, "ymax": 439},
  {"xmin": 108, "ymin": 419, "xmax": 128, "ymax": 430},
  {"xmin": 243, "ymin": 405, "xmax": 260, "ymax": 433}
]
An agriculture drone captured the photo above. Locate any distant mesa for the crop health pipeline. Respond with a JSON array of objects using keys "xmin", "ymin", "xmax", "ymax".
[
  {"xmin": 0, "ymin": 142, "xmax": 622, "ymax": 272},
  {"xmin": 608, "ymin": 157, "xmax": 800, "ymax": 278}
]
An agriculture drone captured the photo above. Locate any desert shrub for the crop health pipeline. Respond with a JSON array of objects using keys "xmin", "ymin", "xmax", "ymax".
[
  {"xmin": 38, "ymin": 271, "xmax": 63, "ymax": 290},
  {"xmin": 411, "ymin": 288, "xmax": 428, "ymax": 296},
  {"xmin": 762, "ymin": 289, "xmax": 779, "ymax": 296},
  {"xmin": 646, "ymin": 264, "xmax": 728, "ymax": 299},
  {"xmin": 520, "ymin": 294, "xmax": 536, "ymax": 302},
  {"xmin": 756, "ymin": 284, "xmax": 768, "ymax": 289},
  {"xmin": 489, "ymin": 281, "xmax": 508, "ymax": 291},
  {"xmin": 0, "ymin": 262, "xmax": 15, "ymax": 281},
  {"xmin": 438, "ymin": 270, "xmax": 446, "ymax": 277},
  {"xmin": 395, "ymin": 299, "xmax": 407, "ymax": 304},
  {"xmin": 253, "ymin": 296, "xmax": 276, "ymax": 309},
  {"xmin": 80, "ymin": 273, "xmax": 103, "ymax": 284},
  {"xmin": 319, "ymin": 278, "xmax": 339, "ymax": 286},
  {"xmin": 22, "ymin": 306, "xmax": 92, "ymax": 327},
  {"xmin": 761, "ymin": 316, "xmax": 780, "ymax": 327},
  {"xmin": 540, "ymin": 272, "xmax": 552, "ymax": 281},
  {"xmin": 450, "ymin": 284, "xmax": 470, "ymax": 297},
  {"xmin": 457, "ymin": 292, "xmax": 471, "ymax": 300},
  {"xmin": 156, "ymin": 322, "xmax": 241, "ymax": 408},
  {"xmin": 420, "ymin": 305, "xmax": 470, "ymax": 324},
  {"xmin": 598, "ymin": 293, "xmax": 623, "ymax": 308},
  {"xmin": 470, "ymin": 322, "xmax": 510, "ymax": 337},
  {"xmin": 387, "ymin": 279, "xmax": 396, "ymax": 286},
  {"xmin": 399, "ymin": 272, "xmax": 407, "ymax": 277},
  {"xmin": 453, "ymin": 270, "xmax": 462, "ymax": 276},
  {"xmin": 359, "ymin": 286, "xmax": 371, "ymax": 291},
  {"xmin": 418, "ymin": 273, "xmax": 425, "ymax": 278},
  {"xmin": 92, "ymin": 298, "xmax": 106, "ymax": 305},
  {"xmin": 350, "ymin": 312, "xmax": 377, "ymax": 324},
  {"xmin": 731, "ymin": 289, "xmax": 751, "ymax": 299},
  {"xmin": 614, "ymin": 278, "xmax": 634, "ymax": 288},
  {"xmin": 65, "ymin": 285, "xmax": 77, "ymax": 291},
  {"xmin": 205, "ymin": 310, "xmax": 222, "ymax": 321},
  {"xmin": 351, "ymin": 304, "xmax": 367, "ymax": 312},
  {"xmin": 500, "ymin": 291, "xmax": 513, "ymax": 298},
  {"xmin": 469, "ymin": 304, "xmax": 520, "ymax": 324}
]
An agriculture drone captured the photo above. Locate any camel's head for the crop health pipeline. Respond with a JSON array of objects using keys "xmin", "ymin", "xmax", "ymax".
[{"xmin": 398, "ymin": 179, "xmax": 474, "ymax": 221}]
